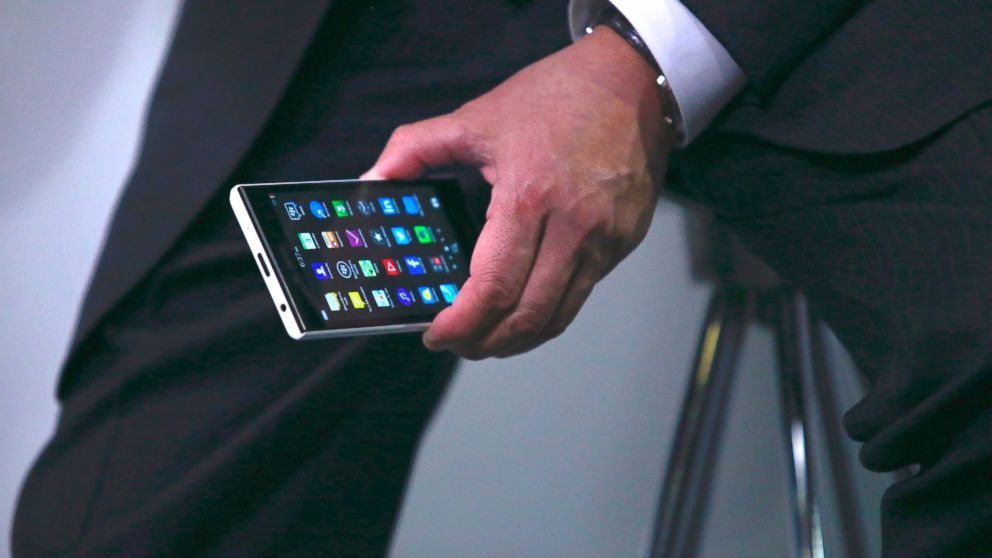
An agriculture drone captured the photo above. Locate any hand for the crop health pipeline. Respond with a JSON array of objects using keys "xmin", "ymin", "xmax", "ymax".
[{"xmin": 363, "ymin": 28, "xmax": 676, "ymax": 359}]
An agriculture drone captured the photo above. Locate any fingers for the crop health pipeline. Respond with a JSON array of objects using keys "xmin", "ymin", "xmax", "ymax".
[
  {"xmin": 436, "ymin": 212, "xmax": 597, "ymax": 359},
  {"xmin": 450, "ymin": 215, "xmax": 588, "ymax": 359},
  {"xmin": 362, "ymin": 114, "xmax": 485, "ymax": 180},
  {"xmin": 423, "ymin": 198, "xmax": 543, "ymax": 351},
  {"xmin": 497, "ymin": 258, "xmax": 599, "ymax": 358}
]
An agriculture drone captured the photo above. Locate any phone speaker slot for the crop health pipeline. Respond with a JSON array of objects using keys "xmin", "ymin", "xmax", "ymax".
[{"xmin": 257, "ymin": 253, "xmax": 271, "ymax": 277}]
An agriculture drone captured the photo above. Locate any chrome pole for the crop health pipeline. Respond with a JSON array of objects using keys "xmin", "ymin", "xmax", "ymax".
[
  {"xmin": 649, "ymin": 288, "xmax": 749, "ymax": 558},
  {"xmin": 807, "ymin": 315, "xmax": 870, "ymax": 558},
  {"xmin": 775, "ymin": 290, "xmax": 825, "ymax": 558}
]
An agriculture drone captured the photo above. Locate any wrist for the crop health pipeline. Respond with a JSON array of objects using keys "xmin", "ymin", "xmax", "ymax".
[{"xmin": 579, "ymin": 27, "xmax": 676, "ymax": 148}]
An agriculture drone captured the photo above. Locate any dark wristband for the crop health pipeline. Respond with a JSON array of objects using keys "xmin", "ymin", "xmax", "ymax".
[
  {"xmin": 584, "ymin": 3, "xmax": 682, "ymax": 141},
  {"xmin": 586, "ymin": 4, "xmax": 662, "ymax": 75}
]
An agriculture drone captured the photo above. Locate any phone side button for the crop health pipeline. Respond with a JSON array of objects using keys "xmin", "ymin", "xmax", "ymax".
[{"xmin": 257, "ymin": 253, "xmax": 271, "ymax": 277}]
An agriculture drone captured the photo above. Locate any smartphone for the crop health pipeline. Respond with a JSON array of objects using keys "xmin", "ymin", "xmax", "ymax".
[{"xmin": 230, "ymin": 178, "xmax": 478, "ymax": 339}]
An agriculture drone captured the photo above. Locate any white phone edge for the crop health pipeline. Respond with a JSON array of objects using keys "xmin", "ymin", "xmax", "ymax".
[{"xmin": 228, "ymin": 184, "xmax": 432, "ymax": 341}]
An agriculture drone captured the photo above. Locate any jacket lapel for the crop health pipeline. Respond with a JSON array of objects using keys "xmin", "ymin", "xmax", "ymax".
[{"xmin": 68, "ymin": 0, "xmax": 332, "ymax": 359}]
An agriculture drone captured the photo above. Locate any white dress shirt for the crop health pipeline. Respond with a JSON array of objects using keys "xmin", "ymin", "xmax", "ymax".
[{"xmin": 569, "ymin": 0, "xmax": 745, "ymax": 146}]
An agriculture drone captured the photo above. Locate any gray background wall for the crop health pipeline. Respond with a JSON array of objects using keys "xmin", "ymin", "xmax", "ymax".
[{"xmin": 1, "ymin": 2, "xmax": 888, "ymax": 556}]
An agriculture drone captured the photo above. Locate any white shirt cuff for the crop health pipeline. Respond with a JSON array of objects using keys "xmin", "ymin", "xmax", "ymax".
[{"xmin": 568, "ymin": 0, "xmax": 746, "ymax": 146}]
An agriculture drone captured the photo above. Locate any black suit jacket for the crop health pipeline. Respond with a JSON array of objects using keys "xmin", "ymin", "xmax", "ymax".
[
  {"xmin": 62, "ymin": 1, "xmax": 331, "ymax": 395},
  {"xmin": 684, "ymin": 0, "xmax": 991, "ymax": 152}
]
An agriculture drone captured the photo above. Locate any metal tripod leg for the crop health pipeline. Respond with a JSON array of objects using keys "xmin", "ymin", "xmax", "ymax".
[
  {"xmin": 774, "ymin": 290, "xmax": 825, "ymax": 558},
  {"xmin": 649, "ymin": 288, "xmax": 750, "ymax": 558},
  {"xmin": 807, "ymin": 313, "xmax": 870, "ymax": 558}
]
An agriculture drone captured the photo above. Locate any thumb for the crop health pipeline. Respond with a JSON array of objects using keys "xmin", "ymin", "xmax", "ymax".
[{"xmin": 362, "ymin": 114, "xmax": 485, "ymax": 180}]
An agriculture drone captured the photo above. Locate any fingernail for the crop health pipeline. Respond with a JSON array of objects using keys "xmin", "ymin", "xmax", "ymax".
[
  {"xmin": 422, "ymin": 330, "xmax": 441, "ymax": 351},
  {"xmin": 360, "ymin": 168, "xmax": 383, "ymax": 180}
]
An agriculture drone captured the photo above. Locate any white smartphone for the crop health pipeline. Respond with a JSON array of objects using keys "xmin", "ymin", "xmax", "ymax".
[{"xmin": 230, "ymin": 178, "xmax": 478, "ymax": 340}]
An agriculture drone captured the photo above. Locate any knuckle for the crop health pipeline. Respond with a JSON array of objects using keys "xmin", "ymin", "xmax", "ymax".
[
  {"xmin": 509, "ymin": 185, "xmax": 549, "ymax": 217},
  {"xmin": 446, "ymin": 114, "xmax": 472, "ymax": 144},
  {"xmin": 387, "ymin": 124, "xmax": 414, "ymax": 146},
  {"xmin": 500, "ymin": 174, "xmax": 557, "ymax": 215},
  {"xmin": 475, "ymin": 275, "xmax": 519, "ymax": 312},
  {"xmin": 564, "ymin": 196, "xmax": 612, "ymax": 238},
  {"xmin": 505, "ymin": 308, "xmax": 546, "ymax": 339},
  {"xmin": 446, "ymin": 109, "xmax": 486, "ymax": 152}
]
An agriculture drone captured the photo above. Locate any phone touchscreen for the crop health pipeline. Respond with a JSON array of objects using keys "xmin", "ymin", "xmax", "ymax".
[{"xmin": 237, "ymin": 179, "xmax": 476, "ymax": 335}]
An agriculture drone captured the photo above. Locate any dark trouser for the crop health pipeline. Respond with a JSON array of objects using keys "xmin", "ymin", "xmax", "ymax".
[
  {"xmin": 12, "ymin": 170, "xmax": 461, "ymax": 557},
  {"xmin": 686, "ymin": 105, "xmax": 992, "ymax": 556}
]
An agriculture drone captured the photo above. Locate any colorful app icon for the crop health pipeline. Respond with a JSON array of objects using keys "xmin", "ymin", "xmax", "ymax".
[
  {"xmin": 321, "ymin": 231, "xmax": 341, "ymax": 249},
  {"xmin": 367, "ymin": 226, "xmax": 390, "ymax": 247},
  {"xmin": 404, "ymin": 256, "xmax": 426, "ymax": 275},
  {"xmin": 378, "ymin": 197, "xmax": 399, "ymax": 215},
  {"xmin": 348, "ymin": 291, "xmax": 366, "ymax": 310},
  {"xmin": 429, "ymin": 255, "xmax": 448, "ymax": 273},
  {"xmin": 358, "ymin": 259, "xmax": 377, "ymax": 277},
  {"xmin": 298, "ymin": 232, "xmax": 319, "ymax": 250},
  {"xmin": 325, "ymin": 292, "xmax": 342, "ymax": 312},
  {"xmin": 391, "ymin": 227, "xmax": 412, "ymax": 245},
  {"xmin": 355, "ymin": 200, "xmax": 375, "ymax": 216},
  {"xmin": 418, "ymin": 286, "xmax": 438, "ymax": 305},
  {"xmin": 371, "ymin": 289, "xmax": 391, "ymax": 308},
  {"xmin": 402, "ymin": 195, "xmax": 421, "ymax": 215},
  {"xmin": 345, "ymin": 229, "xmax": 366, "ymax": 248},
  {"xmin": 414, "ymin": 225, "xmax": 434, "ymax": 244},
  {"xmin": 335, "ymin": 260, "xmax": 355, "ymax": 279},
  {"xmin": 309, "ymin": 200, "xmax": 330, "ymax": 219},
  {"xmin": 382, "ymin": 258, "xmax": 401, "ymax": 276},
  {"xmin": 284, "ymin": 201, "xmax": 305, "ymax": 220},
  {"xmin": 332, "ymin": 200, "xmax": 351, "ymax": 217},
  {"xmin": 395, "ymin": 287, "xmax": 414, "ymax": 306},
  {"xmin": 311, "ymin": 262, "xmax": 331, "ymax": 280},
  {"xmin": 439, "ymin": 283, "xmax": 459, "ymax": 304}
]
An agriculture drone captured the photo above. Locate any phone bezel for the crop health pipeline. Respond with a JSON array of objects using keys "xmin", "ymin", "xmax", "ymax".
[{"xmin": 230, "ymin": 178, "xmax": 478, "ymax": 340}]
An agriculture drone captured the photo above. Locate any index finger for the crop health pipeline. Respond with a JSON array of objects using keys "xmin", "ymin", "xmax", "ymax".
[{"xmin": 361, "ymin": 115, "xmax": 482, "ymax": 180}]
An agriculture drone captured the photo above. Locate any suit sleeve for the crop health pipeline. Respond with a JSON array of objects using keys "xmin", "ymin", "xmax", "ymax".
[{"xmin": 680, "ymin": 0, "xmax": 865, "ymax": 96}]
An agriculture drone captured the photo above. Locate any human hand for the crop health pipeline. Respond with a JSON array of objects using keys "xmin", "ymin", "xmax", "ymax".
[{"xmin": 363, "ymin": 28, "xmax": 676, "ymax": 359}]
